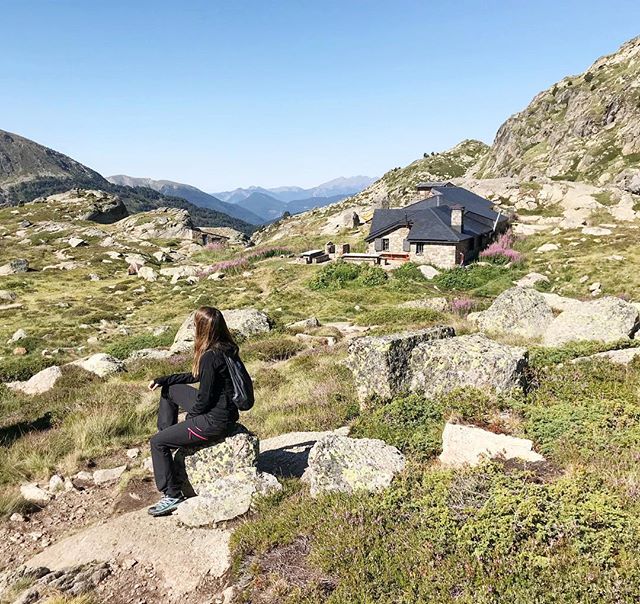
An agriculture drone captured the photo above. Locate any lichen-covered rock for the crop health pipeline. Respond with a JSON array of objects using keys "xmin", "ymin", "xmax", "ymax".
[
  {"xmin": 184, "ymin": 429, "xmax": 258, "ymax": 493},
  {"xmin": 170, "ymin": 308, "xmax": 271, "ymax": 353},
  {"xmin": 347, "ymin": 326, "xmax": 455, "ymax": 403},
  {"xmin": 69, "ymin": 353, "xmax": 125, "ymax": 378},
  {"xmin": 93, "ymin": 465, "xmax": 127, "ymax": 485},
  {"xmin": 286, "ymin": 317, "xmax": 320, "ymax": 331},
  {"xmin": 409, "ymin": 334, "xmax": 528, "ymax": 397},
  {"xmin": 176, "ymin": 468, "xmax": 281, "ymax": 527},
  {"xmin": 439, "ymin": 422, "xmax": 545, "ymax": 467},
  {"xmin": 137, "ymin": 266, "xmax": 158, "ymax": 282},
  {"xmin": 514, "ymin": 272, "xmax": 549, "ymax": 288},
  {"xmin": 20, "ymin": 483, "xmax": 52, "ymax": 505},
  {"xmin": 6, "ymin": 365, "xmax": 62, "ymax": 395},
  {"xmin": 468, "ymin": 287, "xmax": 554, "ymax": 339},
  {"xmin": 542, "ymin": 296, "xmax": 639, "ymax": 347},
  {"xmin": 0, "ymin": 258, "xmax": 29, "ymax": 275},
  {"xmin": 302, "ymin": 435, "xmax": 405, "ymax": 497}
]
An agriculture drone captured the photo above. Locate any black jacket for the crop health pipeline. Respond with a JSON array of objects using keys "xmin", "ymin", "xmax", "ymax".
[{"xmin": 154, "ymin": 345, "xmax": 239, "ymax": 424}]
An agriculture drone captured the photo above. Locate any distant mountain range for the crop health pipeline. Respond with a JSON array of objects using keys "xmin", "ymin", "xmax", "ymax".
[
  {"xmin": 107, "ymin": 175, "xmax": 263, "ymax": 225},
  {"xmin": 108, "ymin": 175, "xmax": 377, "ymax": 224},
  {"xmin": 214, "ymin": 176, "xmax": 377, "ymax": 204},
  {"xmin": 0, "ymin": 129, "xmax": 255, "ymax": 234}
]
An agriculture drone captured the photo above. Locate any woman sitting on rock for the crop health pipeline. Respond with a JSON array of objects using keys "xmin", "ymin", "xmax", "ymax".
[{"xmin": 147, "ymin": 306, "xmax": 240, "ymax": 517}]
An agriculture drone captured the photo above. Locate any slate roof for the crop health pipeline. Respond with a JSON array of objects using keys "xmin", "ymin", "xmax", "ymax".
[{"xmin": 366, "ymin": 186, "xmax": 507, "ymax": 244}]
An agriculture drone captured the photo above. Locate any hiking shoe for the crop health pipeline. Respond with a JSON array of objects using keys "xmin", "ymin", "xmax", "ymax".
[{"xmin": 148, "ymin": 495, "xmax": 185, "ymax": 517}]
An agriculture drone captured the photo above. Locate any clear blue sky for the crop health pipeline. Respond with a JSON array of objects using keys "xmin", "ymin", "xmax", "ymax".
[{"xmin": 2, "ymin": 1, "xmax": 639, "ymax": 191}]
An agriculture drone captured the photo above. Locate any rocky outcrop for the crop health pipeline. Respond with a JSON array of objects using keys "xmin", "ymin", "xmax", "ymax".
[
  {"xmin": 6, "ymin": 365, "xmax": 62, "ymax": 395},
  {"xmin": 113, "ymin": 207, "xmax": 197, "ymax": 241},
  {"xmin": 439, "ymin": 423, "xmax": 545, "ymax": 467},
  {"xmin": 468, "ymin": 287, "xmax": 554, "ymax": 339},
  {"xmin": 543, "ymin": 297, "xmax": 639, "ymax": 346},
  {"xmin": 170, "ymin": 308, "xmax": 271, "ymax": 353},
  {"xmin": 24, "ymin": 509, "xmax": 231, "ymax": 597},
  {"xmin": 347, "ymin": 326, "xmax": 455, "ymax": 403},
  {"xmin": 301, "ymin": 434, "xmax": 405, "ymax": 497},
  {"xmin": 409, "ymin": 334, "xmax": 528, "ymax": 397},
  {"xmin": 473, "ymin": 37, "xmax": 640, "ymax": 190}
]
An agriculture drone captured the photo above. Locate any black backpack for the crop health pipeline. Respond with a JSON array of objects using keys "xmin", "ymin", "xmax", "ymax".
[{"xmin": 223, "ymin": 354, "xmax": 254, "ymax": 411}]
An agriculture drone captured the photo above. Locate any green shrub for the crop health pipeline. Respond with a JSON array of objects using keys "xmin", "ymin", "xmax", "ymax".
[
  {"xmin": 243, "ymin": 336, "xmax": 305, "ymax": 362},
  {"xmin": 0, "ymin": 355, "xmax": 56, "ymax": 382},
  {"xmin": 104, "ymin": 330, "xmax": 176, "ymax": 360},
  {"xmin": 391, "ymin": 262, "xmax": 425, "ymax": 282},
  {"xmin": 308, "ymin": 261, "xmax": 387, "ymax": 290}
]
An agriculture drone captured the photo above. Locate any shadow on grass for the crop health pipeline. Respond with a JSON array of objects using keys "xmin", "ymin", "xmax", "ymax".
[{"xmin": 0, "ymin": 412, "xmax": 53, "ymax": 447}]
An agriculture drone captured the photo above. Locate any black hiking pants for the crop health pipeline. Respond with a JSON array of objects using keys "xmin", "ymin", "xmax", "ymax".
[{"xmin": 150, "ymin": 384, "xmax": 236, "ymax": 498}]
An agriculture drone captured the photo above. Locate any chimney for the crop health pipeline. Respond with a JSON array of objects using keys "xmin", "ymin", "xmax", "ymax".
[{"xmin": 450, "ymin": 204, "xmax": 464, "ymax": 232}]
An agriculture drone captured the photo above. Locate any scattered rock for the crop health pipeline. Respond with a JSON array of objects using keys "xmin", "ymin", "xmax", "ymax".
[
  {"xmin": 20, "ymin": 483, "xmax": 52, "ymax": 506},
  {"xmin": 302, "ymin": 435, "xmax": 405, "ymax": 497},
  {"xmin": 6, "ymin": 365, "xmax": 63, "ymax": 395},
  {"xmin": 12, "ymin": 346, "xmax": 27, "ymax": 356},
  {"xmin": 571, "ymin": 347, "xmax": 640, "ymax": 365},
  {"xmin": 468, "ymin": 287, "xmax": 553, "ymax": 339},
  {"xmin": 347, "ymin": 326, "xmax": 455, "ymax": 403},
  {"xmin": 582, "ymin": 226, "xmax": 612, "ymax": 236},
  {"xmin": 286, "ymin": 317, "xmax": 320, "ymax": 331},
  {"xmin": 125, "ymin": 347, "xmax": 173, "ymax": 362},
  {"xmin": 10, "ymin": 512, "xmax": 25, "ymax": 522},
  {"xmin": 69, "ymin": 353, "xmax": 126, "ymax": 378},
  {"xmin": 93, "ymin": 465, "xmax": 127, "ymax": 486},
  {"xmin": 514, "ymin": 272, "xmax": 549, "ymax": 288},
  {"xmin": 438, "ymin": 423, "xmax": 545, "ymax": 467},
  {"xmin": 409, "ymin": 334, "xmax": 528, "ymax": 397},
  {"xmin": 10, "ymin": 328, "xmax": 28, "ymax": 342},
  {"xmin": 137, "ymin": 266, "xmax": 158, "ymax": 282},
  {"xmin": 126, "ymin": 448, "xmax": 140, "ymax": 459},
  {"xmin": 0, "ymin": 258, "xmax": 29, "ymax": 275},
  {"xmin": 68, "ymin": 237, "xmax": 86, "ymax": 248},
  {"xmin": 535, "ymin": 243, "xmax": 559, "ymax": 253},
  {"xmin": 0, "ymin": 290, "xmax": 17, "ymax": 302},
  {"xmin": 543, "ymin": 297, "xmax": 639, "ymax": 346},
  {"xmin": 48, "ymin": 475, "xmax": 65, "ymax": 493},
  {"xmin": 418, "ymin": 265, "xmax": 440, "ymax": 280}
]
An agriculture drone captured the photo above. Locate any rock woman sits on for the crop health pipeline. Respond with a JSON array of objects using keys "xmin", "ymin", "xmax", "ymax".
[{"xmin": 147, "ymin": 306, "xmax": 240, "ymax": 517}]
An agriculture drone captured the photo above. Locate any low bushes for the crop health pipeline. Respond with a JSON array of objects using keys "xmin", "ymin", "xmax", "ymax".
[
  {"xmin": 104, "ymin": 330, "xmax": 176, "ymax": 360},
  {"xmin": 309, "ymin": 261, "xmax": 387, "ymax": 290}
]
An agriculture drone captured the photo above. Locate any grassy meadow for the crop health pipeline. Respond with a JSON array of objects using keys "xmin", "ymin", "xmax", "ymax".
[{"xmin": 3, "ymin": 197, "xmax": 640, "ymax": 601}]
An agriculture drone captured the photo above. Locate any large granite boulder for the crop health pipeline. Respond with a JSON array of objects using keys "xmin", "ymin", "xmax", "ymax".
[
  {"xmin": 542, "ymin": 297, "xmax": 639, "ymax": 347},
  {"xmin": 302, "ymin": 435, "xmax": 405, "ymax": 497},
  {"xmin": 409, "ymin": 334, "xmax": 528, "ymax": 397},
  {"xmin": 113, "ymin": 207, "xmax": 196, "ymax": 241},
  {"xmin": 6, "ymin": 365, "xmax": 63, "ymax": 395},
  {"xmin": 170, "ymin": 308, "xmax": 271, "ymax": 353},
  {"xmin": 347, "ymin": 326, "xmax": 455, "ymax": 404},
  {"xmin": 468, "ymin": 287, "xmax": 554, "ymax": 339},
  {"xmin": 81, "ymin": 193, "xmax": 129, "ymax": 224},
  {"xmin": 176, "ymin": 428, "xmax": 280, "ymax": 527},
  {"xmin": 439, "ymin": 422, "xmax": 545, "ymax": 467},
  {"xmin": 176, "ymin": 468, "xmax": 280, "ymax": 527}
]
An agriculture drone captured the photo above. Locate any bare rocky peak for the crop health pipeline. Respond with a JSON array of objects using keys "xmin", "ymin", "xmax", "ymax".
[
  {"xmin": 0, "ymin": 129, "xmax": 107, "ymax": 197},
  {"xmin": 473, "ymin": 36, "xmax": 640, "ymax": 192}
]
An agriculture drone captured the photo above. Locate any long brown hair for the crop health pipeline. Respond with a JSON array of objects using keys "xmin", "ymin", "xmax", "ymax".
[{"xmin": 191, "ymin": 306, "xmax": 237, "ymax": 377}]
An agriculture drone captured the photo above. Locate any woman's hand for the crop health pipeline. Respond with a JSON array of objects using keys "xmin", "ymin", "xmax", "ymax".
[{"xmin": 148, "ymin": 380, "xmax": 160, "ymax": 391}]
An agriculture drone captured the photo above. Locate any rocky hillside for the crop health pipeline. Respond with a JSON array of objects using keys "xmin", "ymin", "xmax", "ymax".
[
  {"xmin": 0, "ymin": 129, "xmax": 108, "ymax": 203},
  {"xmin": 349, "ymin": 139, "xmax": 489, "ymax": 209},
  {"xmin": 474, "ymin": 36, "xmax": 640, "ymax": 192}
]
